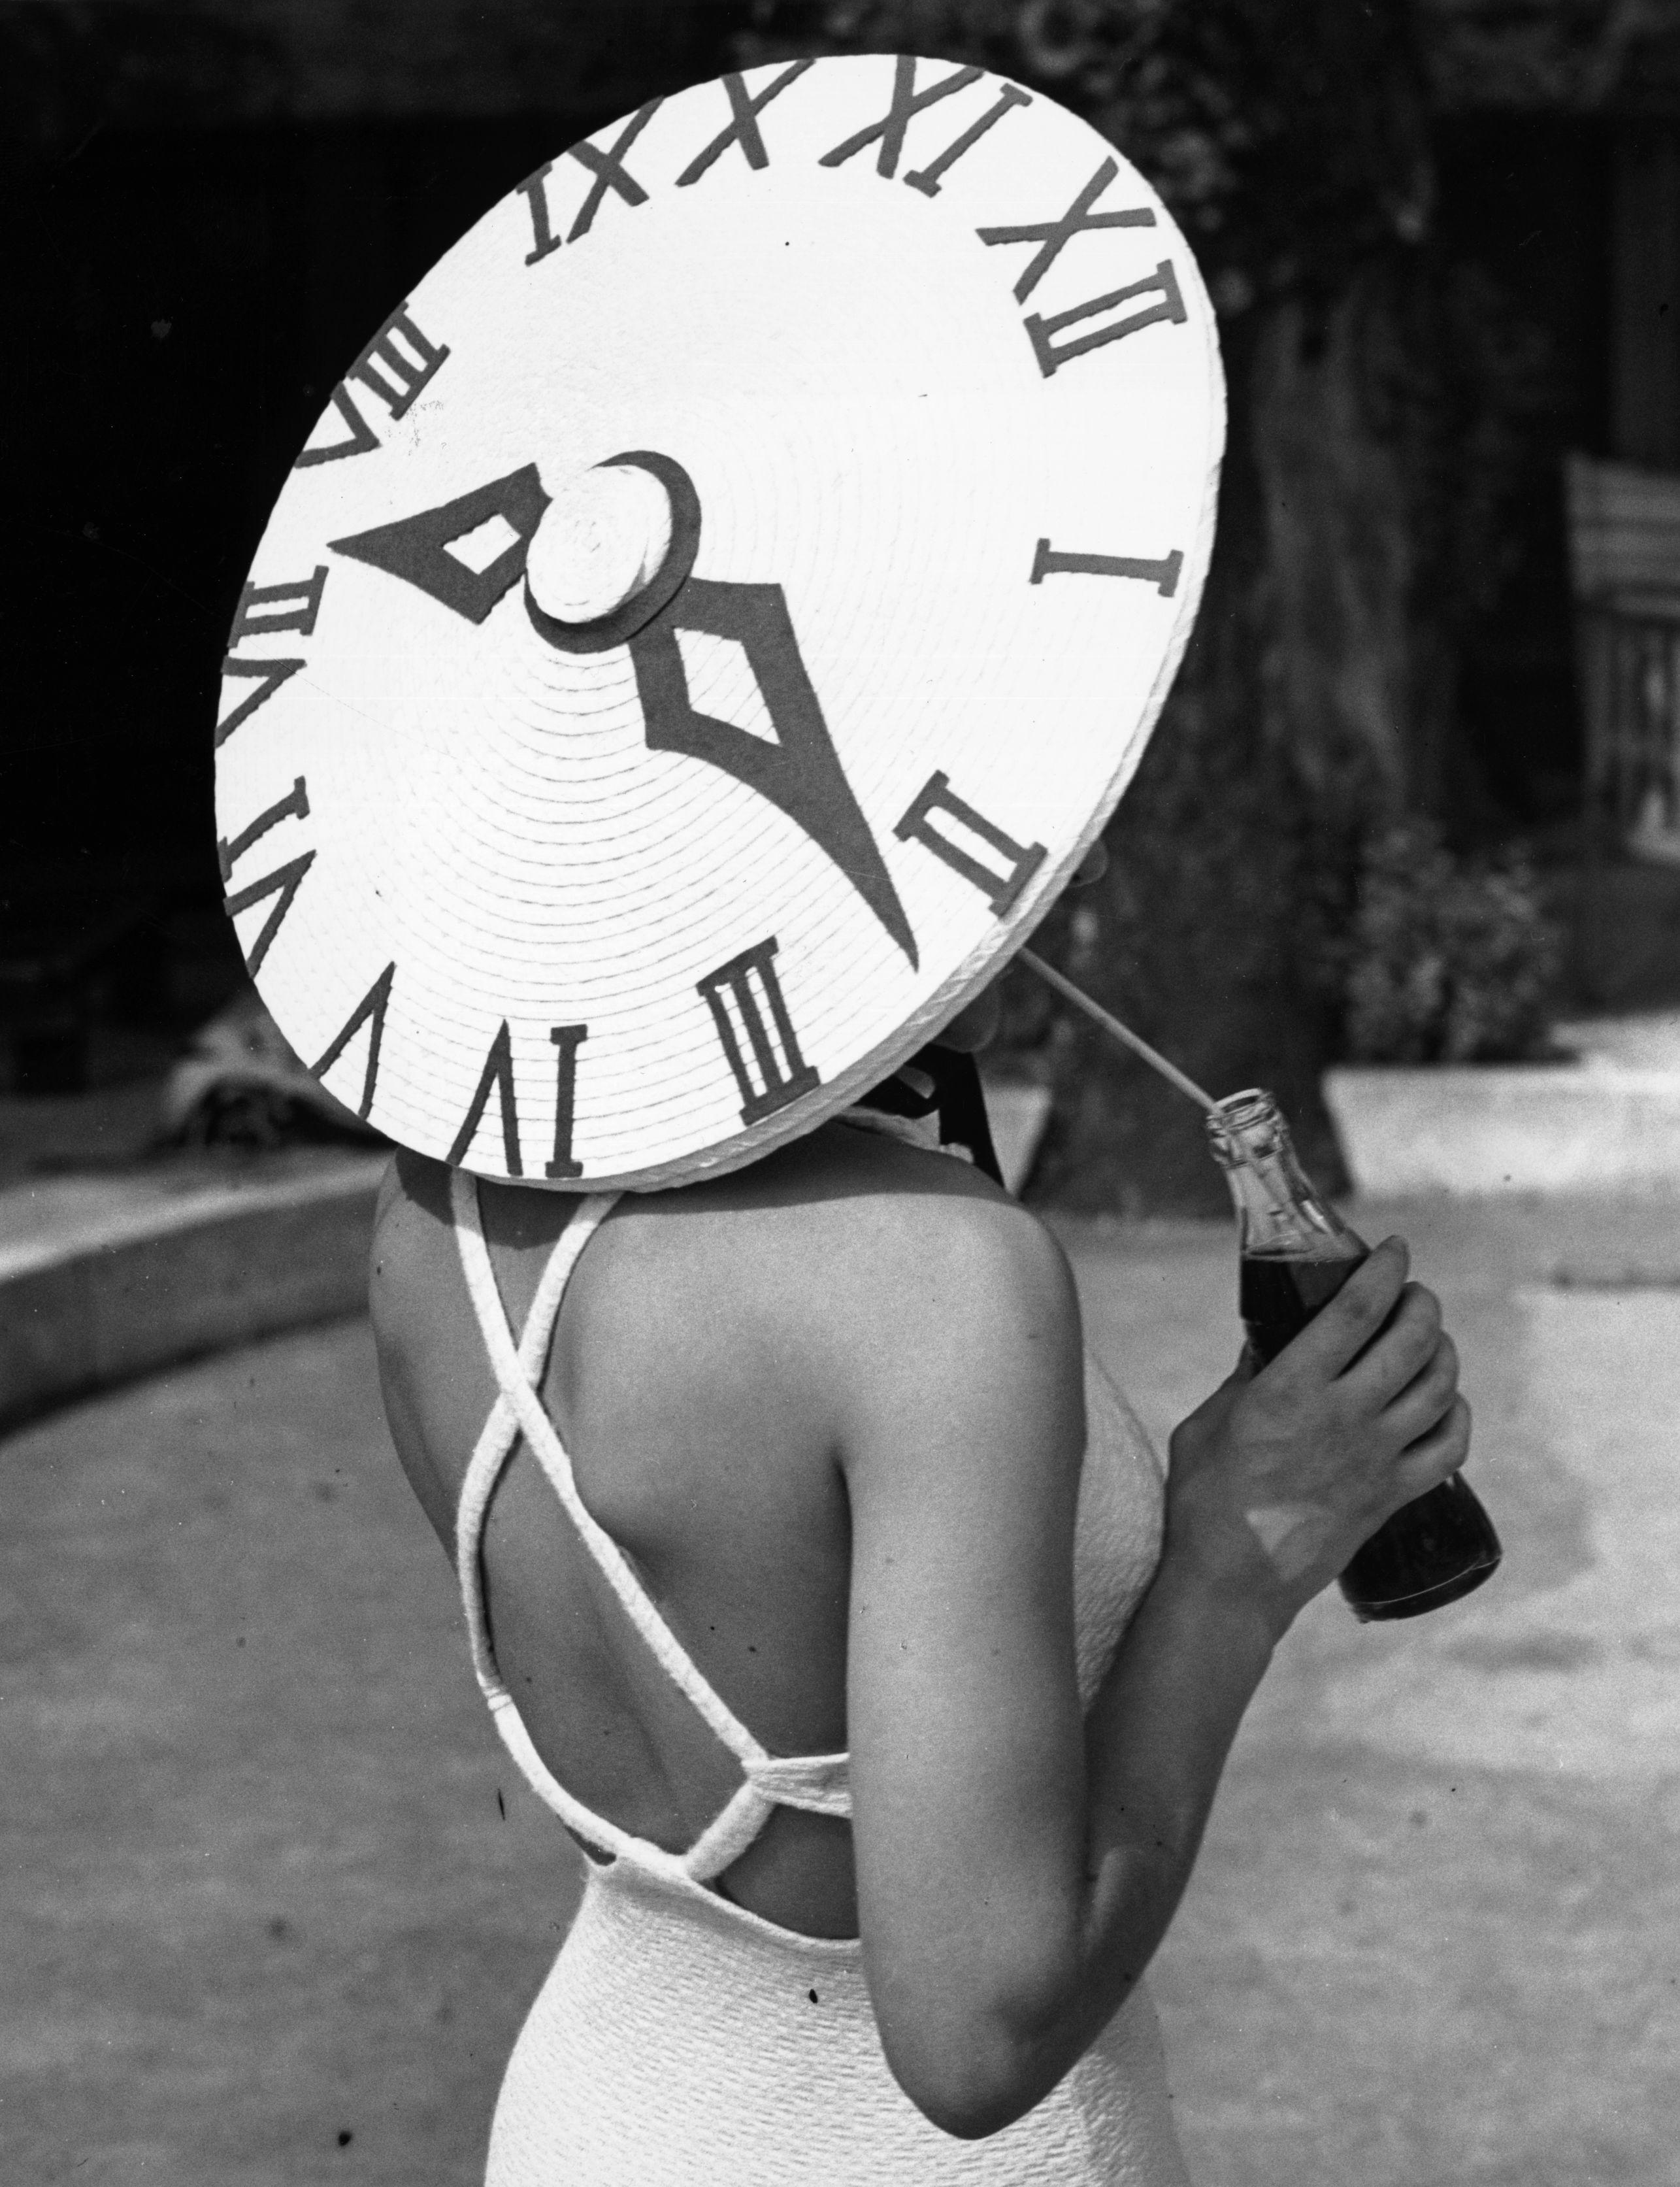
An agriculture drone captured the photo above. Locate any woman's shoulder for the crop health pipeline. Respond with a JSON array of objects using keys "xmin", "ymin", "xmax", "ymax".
[{"xmin": 371, "ymin": 1127, "xmax": 1076, "ymax": 1362}]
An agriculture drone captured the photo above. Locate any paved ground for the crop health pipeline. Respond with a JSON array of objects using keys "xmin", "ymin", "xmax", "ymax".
[{"xmin": 5, "ymin": 1192, "xmax": 1679, "ymax": 2184}]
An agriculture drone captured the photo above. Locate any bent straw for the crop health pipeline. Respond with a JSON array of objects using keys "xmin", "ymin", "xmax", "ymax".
[{"xmin": 1017, "ymin": 949, "xmax": 1219, "ymax": 1116}]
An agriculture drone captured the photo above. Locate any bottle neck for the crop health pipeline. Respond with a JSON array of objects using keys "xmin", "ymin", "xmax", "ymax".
[{"xmin": 1207, "ymin": 1090, "xmax": 1365, "ymax": 1263}]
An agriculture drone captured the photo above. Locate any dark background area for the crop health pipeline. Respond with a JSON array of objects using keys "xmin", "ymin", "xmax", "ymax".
[{"xmin": 7, "ymin": 3, "xmax": 740, "ymax": 1056}]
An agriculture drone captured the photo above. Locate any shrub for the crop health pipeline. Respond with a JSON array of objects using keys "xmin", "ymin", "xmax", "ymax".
[{"xmin": 1340, "ymin": 821, "xmax": 1563, "ymax": 1063}]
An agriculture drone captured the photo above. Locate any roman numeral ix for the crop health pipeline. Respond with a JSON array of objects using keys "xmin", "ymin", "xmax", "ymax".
[{"xmin": 518, "ymin": 99, "xmax": 663, "ymax": 263}]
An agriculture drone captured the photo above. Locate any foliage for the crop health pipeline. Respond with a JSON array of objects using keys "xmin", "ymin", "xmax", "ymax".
[
  {"xmin": 740, "ymin": 0, "xmax": 1433, "ymax": 318},
  {"xmin": 1336, "ymin": 820, "xmax": 1563, "ymax": 1063}
]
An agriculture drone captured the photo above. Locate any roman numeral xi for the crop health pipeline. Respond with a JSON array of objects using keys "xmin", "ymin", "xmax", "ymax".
[{"xmin": 820, "ymin": 56, "xmax": 1030, "ymax": 197}]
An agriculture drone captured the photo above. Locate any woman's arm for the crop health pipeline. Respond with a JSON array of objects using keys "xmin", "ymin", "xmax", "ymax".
[{"xmin": 837, "ymin": 1195, "xmax": 1467, "ymax": 2138}]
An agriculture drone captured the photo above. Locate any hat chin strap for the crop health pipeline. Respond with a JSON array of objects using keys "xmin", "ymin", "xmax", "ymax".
[{"xmin": 855, "ymin": 1046, "xmax": 1004, "ymax": 1187}]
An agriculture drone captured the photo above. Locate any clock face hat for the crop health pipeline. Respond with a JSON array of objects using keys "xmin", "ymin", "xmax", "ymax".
[{"xmin": 215, "ymin": 54, "xmax": 1225, "ymax": 1190}]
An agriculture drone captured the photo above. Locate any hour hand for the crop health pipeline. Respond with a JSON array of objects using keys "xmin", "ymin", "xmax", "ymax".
[{"xmin": 329, "ymin": 466, "xmax": 550, "ymax": 624}]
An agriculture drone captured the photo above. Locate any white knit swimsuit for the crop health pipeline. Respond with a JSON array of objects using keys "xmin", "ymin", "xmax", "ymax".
[{"xmin": 450, "ymin": 1165, "xmax": 1191, "ymax": 2186}]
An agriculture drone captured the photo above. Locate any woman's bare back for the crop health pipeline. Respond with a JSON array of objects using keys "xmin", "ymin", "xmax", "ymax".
[{"xmin": 371, "ymin": 1120, "xmax": 1014, "ymax": 1939}]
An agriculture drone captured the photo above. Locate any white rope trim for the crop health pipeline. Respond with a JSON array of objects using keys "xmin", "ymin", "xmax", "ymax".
[
  {"xmin": 682, "ymin": 1778, "xmax": 778, "ymax": 1882},
  {"xmin": 451, "ymin": 1173, "xmax": 770, "ymax": 1767},
  {"xmin": 746, "ymin": 1751, "xmax": 853, "ymax": 1816},
  {"xmin": 453, "ymin": 1195, "xmax": 646, "ymax": 1864}
]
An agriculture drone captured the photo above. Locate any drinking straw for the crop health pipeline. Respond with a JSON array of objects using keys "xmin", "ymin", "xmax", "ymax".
[{"xmin": 1017, "ymin": 948, "xmax": 1219, "ymax": 1115}]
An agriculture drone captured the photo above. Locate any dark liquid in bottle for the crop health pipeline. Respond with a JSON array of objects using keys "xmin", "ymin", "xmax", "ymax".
[{"xmin": 1240, "ymin": 1252, "xmax": 1502, "ymax": 1621}]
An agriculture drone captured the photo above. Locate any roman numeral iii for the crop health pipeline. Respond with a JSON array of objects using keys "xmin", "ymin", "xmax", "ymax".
[{"xmin": 698, "ymin": 937, "xmax": 820, "ymax": 1126}]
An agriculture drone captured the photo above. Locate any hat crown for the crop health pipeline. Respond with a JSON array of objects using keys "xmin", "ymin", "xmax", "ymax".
[{"xmin": 527, "ymin": 461, "xmax": 674, "ymax": 624}]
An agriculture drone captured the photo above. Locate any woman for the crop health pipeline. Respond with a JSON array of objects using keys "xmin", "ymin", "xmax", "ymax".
[
  {"xmin": 217, "ymin": 55, "xmax": 1469, "ymax": 2174},
  {"xmin": 368, "ymin": 960, "xmax": 1470, "ymax": 2181}
]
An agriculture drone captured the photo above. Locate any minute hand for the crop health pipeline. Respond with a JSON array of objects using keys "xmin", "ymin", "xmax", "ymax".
[{"xmin": 629, "ymin": 580, "xmax": 917, "ymax": 968}]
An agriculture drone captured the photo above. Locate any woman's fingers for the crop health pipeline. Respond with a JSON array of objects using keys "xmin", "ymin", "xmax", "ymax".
[
  {"xmin": 1330, "ymin": 1278, "xmax": 1443, "ymax": 1407},
  {"xmin": 1392, "ymin": 1394, "xmax": 1474, "ymax": 1501},
  {"xmin": 1377, "ymin": 1331, "xmax": 1460, "ymax": 1448},
  {"xmin": 1268, "ymin": 1237, "xmax": 1409, "ymax": 1381}
]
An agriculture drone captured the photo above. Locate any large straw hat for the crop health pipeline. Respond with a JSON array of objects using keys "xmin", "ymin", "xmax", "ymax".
[{"xmin": 214, "ymin": 53, "xmax": 1224, "ymax": 1189}]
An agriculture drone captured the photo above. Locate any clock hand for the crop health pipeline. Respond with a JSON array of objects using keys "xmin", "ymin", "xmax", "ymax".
[
  {"xmin": 333, "ymin": 450, "xmax": 915, "ymax": 965},
  {"xmin": 629, "ymin": 579, "xmax": 917, "ymax": 969},
  {"xmin": 329, "ymin": 465, "xmax": 550, "ymax": 624}
]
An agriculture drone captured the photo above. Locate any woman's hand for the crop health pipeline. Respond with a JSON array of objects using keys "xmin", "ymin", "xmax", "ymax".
[{"xmin": 1164, "ymin": 1237, "xmax": 1472, "ymax": 1638}]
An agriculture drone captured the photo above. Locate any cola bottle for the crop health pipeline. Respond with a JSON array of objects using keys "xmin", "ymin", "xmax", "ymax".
[{"xmin": 1206, "ymin": 1088, "xmax": 1501, "ymax": 1621}]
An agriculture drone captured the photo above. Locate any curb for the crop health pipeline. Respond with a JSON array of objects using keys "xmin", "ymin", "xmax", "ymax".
[
  {"xmin": 0, "ymin": 1154, "xmax": 389, "ymax": 1433},
  {"xmin": 0, "ymin": 1081, "xmax": 1055, "ymax": 1435},
  {"xmin": 1325, "ymin": 1061, "xmax": 1680, "ymax": 1195}
]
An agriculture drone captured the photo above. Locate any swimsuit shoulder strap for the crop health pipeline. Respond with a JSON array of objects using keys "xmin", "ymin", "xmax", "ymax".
[{"xmin": 450, "ymin": 1171, "xmax": 772, "ymax": 1772}]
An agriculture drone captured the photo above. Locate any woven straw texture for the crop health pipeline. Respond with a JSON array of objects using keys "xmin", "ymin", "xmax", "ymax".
[{"xmin": 216, "ymin": 56, "xmax": 1223, "ymax": 1186}]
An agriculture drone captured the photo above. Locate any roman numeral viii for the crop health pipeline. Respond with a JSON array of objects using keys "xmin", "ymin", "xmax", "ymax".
[
  {"xmin": 698, "ymin": 937, "xmax": 819, "ymax": 1126},
  {"xmin": 294, "ymin": 303, "xmax": 451, "ymax": 468}
]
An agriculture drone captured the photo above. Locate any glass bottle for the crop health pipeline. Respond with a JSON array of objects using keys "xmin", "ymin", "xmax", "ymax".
[{"xmin": 1206, "ymin": 1088, "xmax": 1501, "ymax": 1621}]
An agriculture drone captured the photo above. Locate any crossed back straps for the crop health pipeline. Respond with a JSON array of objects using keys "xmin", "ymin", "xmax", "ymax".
[{"xmin": 450, "ymin": 1171, "xmax": 851, "ymax": 1888}]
